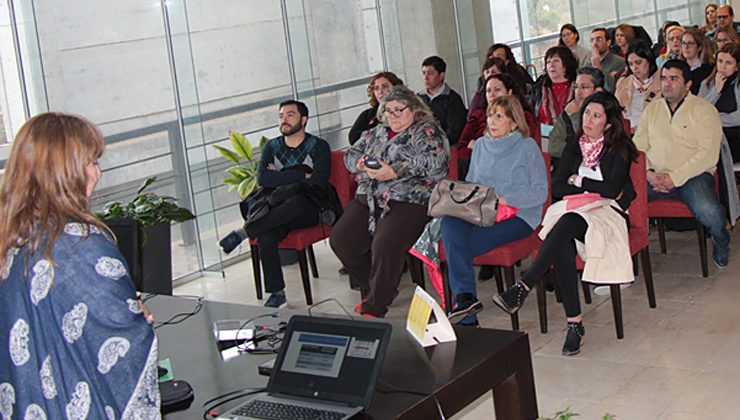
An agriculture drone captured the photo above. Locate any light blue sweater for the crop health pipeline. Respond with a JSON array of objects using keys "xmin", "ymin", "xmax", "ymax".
[{"xmin": 466, "ymin": 130, "xmax": 548, "ymax": 228}]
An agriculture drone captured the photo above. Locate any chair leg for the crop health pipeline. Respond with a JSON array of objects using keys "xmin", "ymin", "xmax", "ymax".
[
  {"xmin": 504, "ymin": 266, "xmax": 519, "ymax": 331},
  {"xmin": 536, "ymin": 277, "xmax": 548, "ymax": 334},
  {"xmin": 696, "ymin": 222, "xmax": 708, "ymax": 277},
  {"xmin": 494, "ymin": 266, "xmax": 504, "ymax": 293},
  {"xmin": 609, "ymin": 284, "xmax": 624, "ymax": 339},
  {"xmin": 632, "ymin": 254, "xmax": 639, "ymax": 276},
  {"xmin": 581, "ymin": 278, "xmax": 592, "ymax": 305},
  {"xmin": 441, "ymin": 262, "xmax": 453, "ymax": 313},
  {"xmin": 408, "ymin": 255, "xmax": 425, "ymax": 290},
  {"xmin": 657, "ymin": 218, "xmax": 667, "ymax": 253},
  {"xmin": 296, "ymin": 250, "xmax": 313, "ymax": 305},
  {"xmin": 250, "ymin": 244, "xmax": 263, "ymax": 300},
  {"xmin": 307, "ymin": 245, "xmax": 319, "ymax": 278},
  {"xmin": 640, "ymin": 248, "xmax": 657, "ymax": 308}
]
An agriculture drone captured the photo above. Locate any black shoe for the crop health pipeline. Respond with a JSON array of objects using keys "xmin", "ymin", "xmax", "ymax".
[
  {"xmin": 562, "ymin": 321, "xmax": 585, "ymax": 356},
  {"xmin": 478, "ymin": 265, "xmax": 494, "ymax": 281},
  {"xmin": 448, "ymin": 293, "xmax": 484, "ymax": 324},
  {"xmin": 338, "ymin": 266, "xmax": 349, "ymax": 275},
  {"xmin": 219, "ymin": 231, "xmax": 244, "ymax": 254},
  {"xmin": 492, "ymin": 282, "xmax": 529, "ymax": 315}
]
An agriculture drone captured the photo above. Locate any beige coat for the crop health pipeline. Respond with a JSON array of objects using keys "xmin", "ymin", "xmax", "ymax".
[
  {"xmin": 614, "ymin": 74, "xmax": 662, "ymax": 127},
  {"xmin": 540, "ymin": 199, "xmax": 634, "ymax": 284}
]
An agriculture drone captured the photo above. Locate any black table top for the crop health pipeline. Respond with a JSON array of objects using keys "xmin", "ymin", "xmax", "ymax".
[{"xmin": 150, "ymin": 295, "xmax": 532, "ymax": 419}]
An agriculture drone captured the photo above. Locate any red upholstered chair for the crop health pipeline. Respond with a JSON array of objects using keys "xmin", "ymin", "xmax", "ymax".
[
  {"xmin": 535, "ymin": 152, "xmax": 656, "ymax": 339},
  {"xmin": 647, "ymin": 172, "xmax": 719, "ymax": 278},
  {"xmin": 437, "ymin": 153, "xmax": 552, "ymax": 330},
  {"xmin": 250, "ymin": 150, "xmax": 354, "ymax": 305}
]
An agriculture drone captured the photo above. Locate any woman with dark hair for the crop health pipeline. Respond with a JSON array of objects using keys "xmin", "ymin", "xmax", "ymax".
[
  {"xmin": 443, "ymin": 96, "xmax": 548, "ymax": 326},
  {"xmin": 681, "ymin": 27, "xmax": 714, "ymax": 95},
  {"xmin": 467, "ymin": 57, "xmax": 506, "ymax": 117},
  {"xmin": 614, "ymin": 24, "xmax": 636, "ymax": 59},
  {"xmin": 348, "ymin": 71, "xmax": 404, "ymax": 145},
  {"xmin": 701, "ymin": 3, "xmax": 719, "ymax": 35},
  {"xmin": 714, "ymin": 26, "xmax": 740, "ymax": 51},
  {"xmin": 493, "ymin": 92, "xmax": 638, "ymax": 356},
  {"xmin": 615, "ymin": 41, "xmax": 662, "ymax": 131},
  {"xmin": 487, "ymin": 43, "xmax": 535, "ymax": 94},
  {"xmin": 559, "ymin": 23, "xmax": 590, "ymax": 65},
  {"xmin": 531, "ymin": 45, "xmax": 579, "ymax": 126},
  {"xmin": 331, "ymin": 86, "xmax": 448, "ymax": 318},
  {"xmin": 700, "ymin": 43, "xmax": 740, "ymax": 162},
  {"xmin": 458, "ymin": 73, "xmax": 539, "ymax": 181},
  {"xmin": 0, "ymin": 113, "xmax": 159, "ymax": 417}
]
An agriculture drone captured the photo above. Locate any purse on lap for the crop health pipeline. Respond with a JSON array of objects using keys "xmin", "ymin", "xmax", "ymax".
[{"xmin": 428, "ymin": 179, "xmax": 499, "ymax": 227}]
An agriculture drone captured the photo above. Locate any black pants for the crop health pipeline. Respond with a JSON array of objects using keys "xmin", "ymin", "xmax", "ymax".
[
  {"xmin": 521, "ymin": 213, "xmax": 587, "ymax": 318},
  {"xmin": 247, "ymin": 195, "xmax": 319, "ymax": 293},
  {"xmin": 330, "ymin": 195, "xmax": 429, "ymax": 316}
]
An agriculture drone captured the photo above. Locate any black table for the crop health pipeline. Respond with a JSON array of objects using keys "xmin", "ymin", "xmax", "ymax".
[{"xmin": 150, "ymin": 295, "xmax": 538, "ymax": 419}]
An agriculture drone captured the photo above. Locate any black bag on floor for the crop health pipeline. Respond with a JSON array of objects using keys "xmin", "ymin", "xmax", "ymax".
[{"xmin": 159, "ymin": 379, "xmax": 195, "ymax": 414}]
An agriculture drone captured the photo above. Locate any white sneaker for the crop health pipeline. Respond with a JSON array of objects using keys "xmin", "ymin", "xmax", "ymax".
[{"xmin": 593, "ymin": 283, "xmax": 632, "ymax": 296}]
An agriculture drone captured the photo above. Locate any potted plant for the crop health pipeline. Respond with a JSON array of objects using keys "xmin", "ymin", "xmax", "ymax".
[
  {"xmin": 96, "ymin": 176, "xmax": 195, "ymax": 295},
  {"xmin": 213, "ymin": 131, "xmax": 268, "ymax": 199}
]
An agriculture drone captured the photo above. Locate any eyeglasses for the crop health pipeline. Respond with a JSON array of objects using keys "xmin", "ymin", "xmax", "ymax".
[
  {"xmin": 681, "ymin": 41, "xmax": 697, "ymax": 47},
  {"xmin": 384, "ymin": 106, "xmax": 408, "ymax": 117},
  {"xmin": 718, "ymin": 15, "xmax": 731, "ymax": 19},
  {"xmin": 717, "ymin": 38, "xmax": 731, "ymax": 44},
  {"xmin": 373, "ymin": 83, "xmax": 391, "ymax": 92},
  {"xmin": 574, "ymin": 84, "xmax": 594, "ymax": 90}
]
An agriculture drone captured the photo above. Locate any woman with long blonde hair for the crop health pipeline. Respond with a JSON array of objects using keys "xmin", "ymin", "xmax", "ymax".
[{"xmin": 0, "ymin": 113, "xmax": 159, "ymax": 418}]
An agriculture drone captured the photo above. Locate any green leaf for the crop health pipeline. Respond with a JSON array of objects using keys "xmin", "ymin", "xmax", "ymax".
[
  {"xmin": 226, "ymin": 167, "xmax": 248, "ymax": 178},
  {"xmin": 213, "ymin": 145, "xmax": 241, "ymax": 164},
  {"xmin": 136, "ymin": 177, "xmax": 157, "ymax": 195},
  {"xmin": 229, "ymin": 131, "xmax": 253, "ymax": 161}
]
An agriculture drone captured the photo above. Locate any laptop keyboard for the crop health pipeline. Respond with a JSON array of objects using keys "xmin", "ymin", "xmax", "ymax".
[{"xmin": 233, "ymin": 400, "xmax": 346, "ymax": 420}]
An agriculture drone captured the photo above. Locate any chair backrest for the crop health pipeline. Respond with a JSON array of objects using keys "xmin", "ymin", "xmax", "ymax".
[
  {"xmin": 448, "ymin": 146, "xmax": 458, "ymax": 180},
  {"xmin": 330, "ymin": 150, "xmax": 355, "ymax": 208},
  {"xmin": 628, "ymin": 152, "xmax": 647, "ymax": 233}
]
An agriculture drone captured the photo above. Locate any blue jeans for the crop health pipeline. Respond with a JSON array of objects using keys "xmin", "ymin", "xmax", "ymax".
[
  {"xmin": 647, "ymin": 172, "xmax": 729, "ymax": 247},
  {"xmin": 440, "ymin": 216, "xmax": 532, "ymax": 299}
]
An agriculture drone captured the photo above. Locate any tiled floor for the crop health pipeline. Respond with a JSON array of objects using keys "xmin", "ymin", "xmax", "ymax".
[{"xmin": 174, "ymin": 227, "xmax": 740, "ymax": 419}]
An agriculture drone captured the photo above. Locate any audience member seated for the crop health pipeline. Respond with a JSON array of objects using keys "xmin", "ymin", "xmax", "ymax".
[
  {"xmin": 493, "ymin": 92, "xmax": 637, "ymax": 356},
  {"xmin": 487, "ymin": 43, "xmax": 535, "ymax": 94},
  {"xmin": 330, "ymin": 86, "xmax": 448, "ymax": 318},
  {"xmin": 653, "ymin": 20, "xmax": 680, "ymax": 58},
  {"xmin": 700, "ymin": 43, "xmax": 740, "ymax": 163},
  {"xmin": 559, "ymin": 23, "xmax": 590, "ymax": 66},
  {"xmin": 681, "ymin": 27, "xmax": 714, "ymax": 95},
  {"xmin": 531, "ymin": 46, "xmax": 578, "ymax": 127},
  {"xmin": 708, "ymin": 5, "xmax": 740, "ymax": 40},
  {"xmin": 656, "ymin": 25, "xmax": 684, "ymax": 69},
  {"xmin": 583, "ymin": 27, "xmax": 626, "ymax": 91},
  {"xmin": 0, "ymin": 113, "xmax": 159, "ymax": 417},
  {"xmin": 220, "ymin": 100, "xmax": 331, "ymax": 308},
  {"xmin": 458, "ymin": 73, "xmax": 538, "ymax": 180},
  {"xmin": 549, "ymin": 67, "xmax": 605, "ymax": 165},
  {"xmin": 349, "ymin": 71, "xmax": 404, "ymax": 145},
  {"xmin": 615, "ymin": 41, "xmax": 662, "ymax": 131},
  {"xmin": 613, "ymin": 24, "xmax": 636, "ymax": 59},
  {"xmin": 713, "ymin": 26, "xmax": 740, "ymax": 50},
  {"xmin": 700, "ymin": 3, "xmax": 719, "ymax": 35},
  {"xmin": 443, "ymin": 96, "xmax": 548, "ymax": 327},
  {"xmin": 418, "ymin": 55, "xmax": 467, "ymax": 146},
  {"xmin": 467, "ymin": 57, "xmax": 505, "ymax": 118},
  {"xmin": 634, "ymin": 59, "xmax": 730, "ymax": 268}
]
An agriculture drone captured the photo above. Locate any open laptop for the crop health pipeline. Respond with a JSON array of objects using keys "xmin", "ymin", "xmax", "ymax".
[{"xmin": 217, "ymin": 315, "xmax": 392, "ymax": 420}]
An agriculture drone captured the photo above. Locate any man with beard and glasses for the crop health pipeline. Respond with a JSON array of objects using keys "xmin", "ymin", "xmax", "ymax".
[{"xmin": 219, "ymin": 100, "xmax": 331, "ymax": 308}]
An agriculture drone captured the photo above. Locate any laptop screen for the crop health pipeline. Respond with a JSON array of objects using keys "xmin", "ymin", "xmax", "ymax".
[{"xmin": 267, "ymin": 315, "xmax": 392, "ymax": 408}]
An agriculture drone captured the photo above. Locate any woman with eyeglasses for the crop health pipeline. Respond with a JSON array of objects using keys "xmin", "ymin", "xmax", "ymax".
[
  {"xmin": 681, "ymin": 27, "xmax": 714, "ymax": 95},
  {"xmin": 348, "ymin": 71, "xmax": 404, "ymax": 145},
  {"xmin": 0, "ymin": 113, "xmax": 159, "ymax": 418},
  {"xmin": 442, "ymin": 96, "xmax": 548, "ymax": 327},
  {"xmin": 558, "ymin": 24, "xmax": 589, "ymax": 66},
  {"xmin": 493, "ymin": 92, "xmax": 637, "ymax": 356},
  {"xmin": 331, "ymin": 86, "xmax": 449, "ymax": 318},
  {"xmin": 713, "ymin": 26, "xmax": 740, "ymax": 50},
  {"xmin": 615, "ymin": 41, "xmax": 662, "ymax": 131},
  {"xmin": 656, "ymin": 25, "xmax": 684, "ymax": 69},
  {"xmin": 531, "ymin": 45, "xmax": 579, "ymax": 127}
]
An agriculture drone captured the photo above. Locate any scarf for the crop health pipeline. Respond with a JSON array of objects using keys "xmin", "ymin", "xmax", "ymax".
[
  {"xmin": 632, "ymin": 75, "xmax": 653, "ymax": 94},
  {"xmin": 715, "ymin": 73, "xmax": 738, "ymax": 114},
  {"xmin": 579, "ymin": 134, "xmax": 605, "ymax": 169},
  {"xmin": 540, "ymin": 81, "xmax": 573, "ymax": 125}
]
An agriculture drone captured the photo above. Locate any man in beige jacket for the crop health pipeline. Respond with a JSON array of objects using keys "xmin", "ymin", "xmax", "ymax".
[{"xmin": 633, "ymin": 59, "xmax": 730, "ymax": 268}]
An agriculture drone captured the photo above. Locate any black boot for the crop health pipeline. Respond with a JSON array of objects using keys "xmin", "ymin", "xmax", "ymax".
[
  {"xmin": 562, "ymin": 321, "xmax": 585, "ymax": 356},
  {"xmin": 492, "ymin": 282, "xmax": 529, "ymax": 314}
]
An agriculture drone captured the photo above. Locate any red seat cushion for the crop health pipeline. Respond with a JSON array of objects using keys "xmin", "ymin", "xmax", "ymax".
[
  {"xmin": 249, "ymin": 224, "xmax": 331, "ymax": 251},
  {"xmin": 647, "ymin": 198, "xmax": 693, "ymax": 218}
]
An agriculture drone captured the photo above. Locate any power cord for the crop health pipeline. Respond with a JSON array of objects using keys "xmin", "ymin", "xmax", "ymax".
[
  {"xmin": 231, "ymin": 312, "xmax": 282, "ymax": 353},
  {"xmin": 307, "ymin": 298, "xmax": 354, "ymax": 319},
  {"xmin": 202, "ymin": 387, "xmax": 266, "ymax": 419},
  {"xmin": 153, "ymin": 296, "xmax": 204, "ymax": 330},
  {"xmin": 376, "ymin": 379, "xmax": 445, "ymax": 420}
]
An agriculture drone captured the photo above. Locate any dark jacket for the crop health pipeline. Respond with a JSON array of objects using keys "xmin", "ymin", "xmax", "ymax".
[
  {"xmin": 689, "ymin": 63, "xmax": 714, "ymax": 95},
  {"xmin": 348, "ymin": 106, "xmax": 379, "ymax": 145},
  {"xmin": 553, "ymin": 139, "xmax": 636, "ymax": 212},
  {"xmin": 418, "ymin": 84, "xmax": 467, "ymax": 145}
]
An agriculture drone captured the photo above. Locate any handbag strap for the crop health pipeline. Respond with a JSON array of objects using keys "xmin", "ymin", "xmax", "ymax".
[{"xmin": 448, "ymin": 183, "xmax": 481, "ymax": 204}]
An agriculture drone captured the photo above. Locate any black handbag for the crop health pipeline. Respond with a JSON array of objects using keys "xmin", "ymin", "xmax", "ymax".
[{"xmin": 159, "ymin": 379, "xmax": 195, "ymax": 414}]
